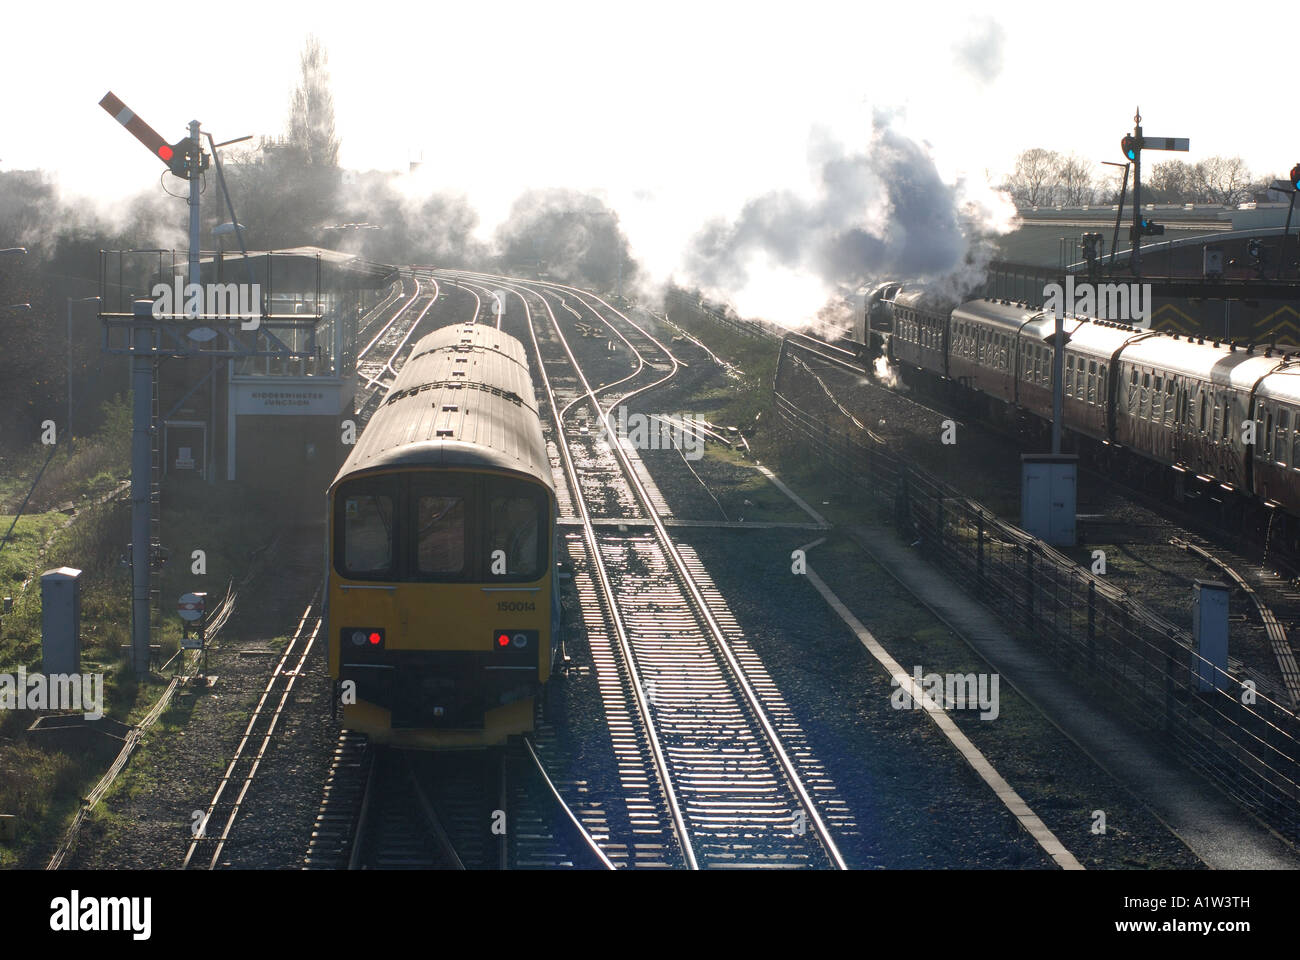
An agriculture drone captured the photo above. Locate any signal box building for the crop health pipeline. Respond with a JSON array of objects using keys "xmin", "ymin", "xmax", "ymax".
[{"xmin": 102, "ymin": 246, "xmax": 397, "ymax": 521}]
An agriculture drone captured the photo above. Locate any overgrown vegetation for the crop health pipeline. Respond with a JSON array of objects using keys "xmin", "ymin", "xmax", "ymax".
[
  {"xmin": 663, "ymin": 307, "xmax": 780, "ymax": 431},
  {"xmin": 0, "ymin": 395, "xmax": 279, "ymax": 866},
  {"xmin": 0, "ymin": 395, "xmax": 130, "ymax": 515}
]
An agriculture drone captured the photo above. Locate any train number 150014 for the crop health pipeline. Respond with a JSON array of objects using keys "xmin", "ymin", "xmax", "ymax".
[{"xmin": 496, "ymin": 600, "xmax": 536, "ymax": 612}]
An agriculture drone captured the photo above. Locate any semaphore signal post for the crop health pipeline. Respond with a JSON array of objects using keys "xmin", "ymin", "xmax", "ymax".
[{"xmin": 97, "ymin": 92, "xmax": 322, "ymax": 675}]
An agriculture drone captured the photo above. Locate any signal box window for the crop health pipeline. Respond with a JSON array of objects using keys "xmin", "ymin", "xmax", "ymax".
[
  {"xmin": 417, "ymin": 496, "xmax": 465, "ymax": 575},
  {"xmin": 341, "ymin": 492, "xmax": 394, "ymax": 576}
]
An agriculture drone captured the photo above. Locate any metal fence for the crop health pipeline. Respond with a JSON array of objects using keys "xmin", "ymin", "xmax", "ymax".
[
  {"xmin": 773, "ymin": 342, "xmax": 1300, "ymax": 841},
  {"xmin": 977, "ymin": 260, "xmax": 1067, "ymax": 304},
  {"xmin": 663, "ymin": 287, "xmax": 782, "ymax": 343}
]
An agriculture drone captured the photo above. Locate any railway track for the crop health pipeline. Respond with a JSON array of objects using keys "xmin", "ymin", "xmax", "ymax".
[
  {"xmin": 474, "ymin": 273, "xmax": 850, "ymax": 869},
  {"xmin": 354, "ymin": 276, "xmax": 441, "ymax": 418},
  {"xmin": 354, "ymin": 275, "xmax": 410, "ymax": 348},
  {"xmin": 183, "ymin": 589, "xmax": 324, "ymax": 869},
  {"xmin": 338, "ymin": 738, "xmax": 612, "ymax": 869}
]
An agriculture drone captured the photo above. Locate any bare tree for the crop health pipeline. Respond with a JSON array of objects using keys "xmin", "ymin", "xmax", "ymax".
[
  {"xmin": 1146, "ymin": 160, "xmax": 1195, "ymax": 203},
  {"xmin": 1193, "ymin": 156, "xmax": 1252, "ymax": 206},
  {"xmin": 1090, "ymin": 166, "xmax": 1127, "ymax": 205},
  {"xmin": 1056, "ymin": 154, "xmax": 1094, "ymax": 205},
  {"xmin": 288, "ymin": 35, "xmax": 340, "ymax": 168},
  {"xmin": 1005, "ymin": 148, "xmax": 1062, "ymax": 207}
]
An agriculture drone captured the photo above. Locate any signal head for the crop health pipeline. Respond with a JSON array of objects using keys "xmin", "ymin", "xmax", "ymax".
[
  {"xmin": 1121, "ymin": 135, "xmax": 1139, "ymax": 161},
  {"xmin": 1290, "ymin": 163, "xmax": 1300, "ymax": 192}
]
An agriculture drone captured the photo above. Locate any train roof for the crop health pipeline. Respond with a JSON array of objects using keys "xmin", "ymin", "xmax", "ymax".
[
  {"xmin": 893, "ymin": 288, "xmax": 957, "ymax": 314},
  {"xmin": 331, "ymin": 323, "xmax": 553, "ymax": 490},
  {"xmin": 1118, "ymin": 333, "xmax": 1284, "ymax": 389},
  {"xmin": 1055, "ymin": 318, "xmax": 1140, "ymax": 359},
  {"xmin": 951, "ymin": 298, "xmax": 1044, "ymax": 331},
  {"xmin": 1258, "ymin": 364, "xmax": 1300, "ymax": 405}
]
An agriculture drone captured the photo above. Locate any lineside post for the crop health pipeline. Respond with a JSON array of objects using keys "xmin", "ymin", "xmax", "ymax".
[{"xmin": 130, "ymin": 313, "xmax": 153, "ymax": 675}]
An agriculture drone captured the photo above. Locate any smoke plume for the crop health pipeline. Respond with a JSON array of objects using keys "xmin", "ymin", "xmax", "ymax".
[{"xmin": 682, "ymin": 113, "xmax": 1012, "ymax": 328}]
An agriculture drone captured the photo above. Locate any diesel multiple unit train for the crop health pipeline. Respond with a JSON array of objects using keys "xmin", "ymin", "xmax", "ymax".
[
  {"xmin": 326, "ymin": 323, "xmax": 560, "ymax": 749},
  {"xmin": 853, "ymin": 283, "xmax": 1300, "ymax": 541}
]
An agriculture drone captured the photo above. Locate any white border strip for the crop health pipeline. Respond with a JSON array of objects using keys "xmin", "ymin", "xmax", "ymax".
[
  {"xmin": 754, "ymin": 463, "xmax": 829, "ymax": 526},
  {"xmin": 800, "ymin": 546, "xmax": 1083, "ymax": 870}
]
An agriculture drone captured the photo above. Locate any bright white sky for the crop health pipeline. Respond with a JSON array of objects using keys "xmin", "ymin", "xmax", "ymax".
[{"xmin": 2, "ymin": 0, "xmax": 1294, "ymax": 319}]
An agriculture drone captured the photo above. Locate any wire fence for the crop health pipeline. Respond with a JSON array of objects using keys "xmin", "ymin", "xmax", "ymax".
[
  {"xmin": 663, "ymin": 287, "xmax": 782, "ymax": 343},
  {"xmin": 774, "ymin": 338, "xmax": 1300, "ymax": 841}
]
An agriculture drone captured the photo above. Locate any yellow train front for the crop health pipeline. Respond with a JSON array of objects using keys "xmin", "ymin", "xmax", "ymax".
[{"xmin": 327, "ymin": 322, "xmax": 559, "ymax": 749}]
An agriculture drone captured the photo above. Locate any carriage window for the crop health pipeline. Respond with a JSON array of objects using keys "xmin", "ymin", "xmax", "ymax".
[
  {"xmin": 1163, "ymin": 380, "xmax": 1175, "ymax": 426},
  {"xmin": 1199, "ymin": 394, "xmax": 1208, "ymax": 432},
  {"xmin": 1293, "ymin": 428, "xmax": 1300, "ymax": 470},
  {"xmin": 487, "ymin": 494, "xmax": 544, "ymax": 578},
  {"xmin": 1140, "ymin": 373, "xmax": 1151, "ymax": 419},
  {"xmin": 1088, "ymin": 361, "xmax": 1098, "ymax": 404},
  {"xmin": 1264, "ymin": 410, "xmax": 1274, "ymax": 458},
  {"xmin": 416, "ymin": 495, "xmax": 465, "ymax": 575},
  {"xmin": 1099, "ymin": 367, "xmax": 1107, "ymax": 403},
  {"xmin": 1152, "ymin": 376, "xmax": 1164, "ymax": 422},
  {"xmin": 1128, "ymin": 368, "xmax": 1139, "ymax": 407},
  {"xmin": 1065, "ymin": 356, "xmax": 1074, "ymax": 395},
  {"xmin": 339, "ymin": 490, "xmax": 394, "ymax": 576},
  {"xmin": 1278, "ymin": 409, "xmax": 1291, "ymax": 465}
]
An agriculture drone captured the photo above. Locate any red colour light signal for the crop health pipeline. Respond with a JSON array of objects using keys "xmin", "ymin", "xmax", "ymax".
[
  {"xmin": 497, "ymin": 634, "xmax": 510, "ymax": 647},
  {"xmin": 368, "ymin": 631, "xmax": 381, "ymax": 645}
]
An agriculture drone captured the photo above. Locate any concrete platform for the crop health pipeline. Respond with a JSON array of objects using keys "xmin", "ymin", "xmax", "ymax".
[{"xmin": 845, "ymin": 523, "xmax": 1300, "ymax": 870}]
